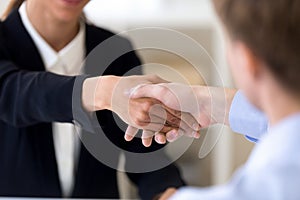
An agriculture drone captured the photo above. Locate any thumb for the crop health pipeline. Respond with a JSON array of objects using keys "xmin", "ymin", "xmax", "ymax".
[
  {"xmin": 147, "ymin": 74, "xmax": 169, "ymax": 84},
  {"xmin": 129, "ymin": 84, "xmax": 158, "ymax": 99}
]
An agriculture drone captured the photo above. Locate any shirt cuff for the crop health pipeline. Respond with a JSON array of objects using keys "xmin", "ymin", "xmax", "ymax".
[{"xmin": 229, "ymin": 91, "xmax": 268, "ymax": 140}]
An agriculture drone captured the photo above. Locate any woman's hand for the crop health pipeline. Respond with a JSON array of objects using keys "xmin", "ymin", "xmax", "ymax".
[{"xmin": 82, "ymin": 75, "xmax": 167, "ymax": 112}]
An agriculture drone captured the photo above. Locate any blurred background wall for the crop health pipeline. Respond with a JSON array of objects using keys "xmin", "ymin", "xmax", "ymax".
[
  {"xmin": 0, "ymin": 0, "xmax": 9, "ymax": 16},
  {"xmin": 0, "ymin": 0, "xmax": 254, "ymax": 199}
]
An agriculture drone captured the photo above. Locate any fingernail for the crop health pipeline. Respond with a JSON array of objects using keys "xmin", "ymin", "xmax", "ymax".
[
  {"xmin": 124, "ymin": 135, "xmax": 133, "ymax": 141},
  {"xmin": 159, "ymin": 136, "xmax": 166, "ymax": 144},
  {"xmin": 193, "ymin": 123, "xmax": 200, "ymax": 131},
  {"xmin": 168, "ymin": 130, "xmax": 178, "ymax": 141},
  {"xmin": 193, "ymin": 131, "xmax": 201, "ymax": 139},
  {"xmin": 143, "ymin": 140, "xmax": 152, "ymax": 147}
]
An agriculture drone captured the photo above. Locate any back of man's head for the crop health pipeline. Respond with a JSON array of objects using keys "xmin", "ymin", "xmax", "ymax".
[{"xmin": 212, "ymin": 0, "xmax": 300, "ymax": 95}]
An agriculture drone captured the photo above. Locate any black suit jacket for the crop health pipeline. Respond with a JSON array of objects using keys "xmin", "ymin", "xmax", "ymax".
[{"xmin": 0, "ymin": 10, "xmax": 184, "ymax": 200}]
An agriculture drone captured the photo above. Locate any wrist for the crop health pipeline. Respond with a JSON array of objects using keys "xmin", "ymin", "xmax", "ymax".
[
  {"xmin": 224, "ymin": 88, "xmax": 237, "ymax": 126},
  {"xmin": 82, "ymin": 77, "xmax": 98, "ymax": 112},
  {"xmin": 95, "ymin": 75, "xmax": 120, "ymax": 111},
  {"xmin": 192, "ymin": 86, "xmax": 234, "ymax": 126},
  {"xmin": 210, "ymin": 87, "xmax": 236, "ymax": 125},
  {"xmin": 82, "ymin": 76, "xmax": 120, "ymax": 112}
]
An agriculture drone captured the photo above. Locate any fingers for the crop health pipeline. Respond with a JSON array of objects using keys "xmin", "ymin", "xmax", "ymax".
[
  {"xmin": 178, "ymin": 112, "xmax": 201, "ymax": 138},
  {"xmin": 126, "ymin": 96, "xmax": 201, "ymax": 147},
  {"xmin": 130, "ymin": 101, "xmax": 180, "ymax": 133},
  {"xmin": 154, "ymin": 106, "xmax": 201, "ymax": 138},
  {"xmin": 166, "ymin": 129, "xmax": 181, "ymax": 142},
  {"xmin": 155, "ymin": 132, "xmax": 167, "ymax": 144},
  {"xmin": 125, "ymin": 125, "xmax": 172, "ymax": 146},
  {"xmin": 125, "ymin": 126, "xmax": 139, "ymax": 141},
  {"xmin": 135, "ymin": 114, "xmax": 172, "ymax": 132},
  {"xmin": 164, "ymin": 128, "xmax": 200, "ymax": 143},
  {"xmin": 164, "ymin": 124, "xmax": 200, "ymax": 143},
  {"xmin": 130, "ymin": 84, "xmax": 181, "ymax": 112},
  {"xmin": 139, "ymin": 114, "xmax": 176, "ymax": 146},
  {"xmin": 147, "ymin": 74, "xmax": 169, "ymax": 84},
  {"xmin": 130, "ymin": 84, "xmax": 160, "ymax": 99},
  {"xmin": 142, "ymin": 130, "xmax": 155, "ymax": 147}
]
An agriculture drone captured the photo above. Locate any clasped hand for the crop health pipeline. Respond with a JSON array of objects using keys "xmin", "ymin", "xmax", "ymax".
[
  {"xmin": 111, "ymin": 76, "xmax": 201, "ymax": 147},
  {"xmin": 82, "ymin": 75, "xmax": 232, "ymax": 147},
  {"xmin": 125, "ymin": 82, "xmax": 232, "ymax": 146}
]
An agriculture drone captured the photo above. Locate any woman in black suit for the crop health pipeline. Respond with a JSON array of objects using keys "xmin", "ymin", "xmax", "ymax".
[{"xmin": 0, "ymin": 0, "xmax": 195, "ymax": 199}]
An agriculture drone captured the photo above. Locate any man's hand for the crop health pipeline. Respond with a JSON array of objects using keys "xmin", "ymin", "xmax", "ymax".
[
  {"xmin": 126, "ymin": 97, "xmax": 201, "ymax": 147},
  {"xmin": 129, "ymin": 83, "xmax": 237, "ymax": 142}
]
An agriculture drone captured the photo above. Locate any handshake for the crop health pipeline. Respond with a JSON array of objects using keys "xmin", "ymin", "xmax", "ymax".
[{"xmin": 82, "ymin": 75, "xmax": 235, "ymax": 147}]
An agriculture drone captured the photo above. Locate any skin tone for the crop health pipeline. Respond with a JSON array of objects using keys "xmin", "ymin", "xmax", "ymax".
[
  {"xmin": 83, "ymin": 75, "xmax": 201, "ymax": 147},
  {"xmin": 129, "ymin": 83, "xmax": 237, "ymax": 143},
  {"xmin": 26, "ymin": 0, "xmax": 89, "ymax": 51},
  {"xmin": 25, "ymin": 0, "xmax": 200, "ymax": 147}
]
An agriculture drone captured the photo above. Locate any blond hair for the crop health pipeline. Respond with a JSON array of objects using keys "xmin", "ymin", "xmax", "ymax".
[
  {"xmin": 212, "ymin": 0, "xmax": 300, "ymax": 94},
  {"xmin": 1, "ymin": 0, "xmax": 25, "ymax": 20}
]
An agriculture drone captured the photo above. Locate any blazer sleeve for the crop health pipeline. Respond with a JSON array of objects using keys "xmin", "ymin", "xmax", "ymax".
[{"xmin": 0, "ymin": 36, "xmax": 89, "ymax": 127}]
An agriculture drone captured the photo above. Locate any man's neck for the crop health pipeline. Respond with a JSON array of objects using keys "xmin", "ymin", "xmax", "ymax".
[{"xmin": 26, "ymin": 3, "xmax": 79, "ymax": 52}]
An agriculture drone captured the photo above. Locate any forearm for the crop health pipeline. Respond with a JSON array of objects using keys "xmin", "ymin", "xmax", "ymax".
[
  {"xmin": 0, "ymin": 62, "xmax": 77, "ymax": 126},
  {"xmin": 223, "ymin": 88, "xmax": 237, "ymax": 126},
  {"xmin": 192, "ymin": 86, "xmax": 237, "ymax": 126}
]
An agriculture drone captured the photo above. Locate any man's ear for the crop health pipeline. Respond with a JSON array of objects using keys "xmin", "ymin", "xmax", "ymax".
[{"xmin": 235, "ymin": 42, "xmax": 262, "ymax": 80}]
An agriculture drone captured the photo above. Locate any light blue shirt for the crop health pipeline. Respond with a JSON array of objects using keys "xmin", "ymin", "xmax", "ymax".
[
  {"xmin": 170, "ymin": 94, "xmax": 300, "ymax": 199},
  {"xmin": 229, "ymin": 91, "xmax": 268, "ymax": 142}
]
